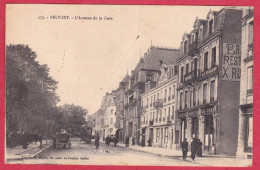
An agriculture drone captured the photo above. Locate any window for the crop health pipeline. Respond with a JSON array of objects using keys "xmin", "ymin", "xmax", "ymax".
[
  {"xmin": 212, "ymin": 47, "xmax": 216, "ymax": 67},
  {"xmin": 185, "ymin": 91, "xmax": 188, "ymax": 108},
  {"xmin": 199, "ymin": 27, "xmax": 203, "ymax": 41},
  {"xmin": 203, "ymin": 83, "xmax": 207, "ymax": 104},
  {"xmin": 247, "ymin": 66, "xmax": 253, "ymax": 95},
  {"xmin": 164, "ymin": 128, "xmax": 168, "ymax": 143},
  {"xmin": 245, "ymin": 116, "xmax": 253, "ymax": 150},
  {"xmin": 146, "ymin": 74, "xmax": 152, "ymax": 81},
  {"xmin": 184, "ymin": 41, "xmax": 187, "ymax": 53},
  {"xmin": 169, "ymin": 87, "xmax": 171, "ymax": 100},
  {"xmin": 210, "ymin": 80, "xmax": 215, "ymax": 102},
  {"xmin": 204, "ymin": 52, "xmax": 208, "ymax": 71},
  {"xmin": 172, "ymin": 106, "xmax": 174, "ymax": 119},
  {"xmin": 181, "ymin": 67, "xmax": 184, "ymax": 83},
  {"xmin": 174, "ymin": 66, "xmax": 178, "ymax": 75},
  {"xmin": 168, "ymin": 107, "xmax": 170, "ymax": 121},
  {"xmin": 209, "ymin": 19, "xmax": 213, "ymax": 35},
  {"xmin": 147, "ymin": 98, "xmax": 149, "ymax": 108},
  {"xmin": 111, "ymin": 109, "xmax": 113, "ymax": 115},
  {"xmin": 193, "ymin": 88, "xmax": 196, "ymax": 106},
  {"xmin": 180, "ymin": 92, "xmax": 183, "ymax": 109},
  {"xmin": 164, "ymin": 89, "xmax": 167, "ymax": 102},
  {"xmin": 190, "ymin": 90, "xmax": 192, "ymax": 107},
  {"xmin": 195, "ymin": 31, "xmax": 199, "ymax": 42},
  {"xmin": 186, "ymin": 63, "xmax": 189, "ymax": 74},
  {"xmin": 248, "ymin": 21, "xmax": 254, "ymax": 45},
  {"xmin": 172, "ymin": 85, "xmax": 175, "ymax": 98},
  {"xmin": 156, "ymin": 128, "xmax": 160, "ymax": 143}
]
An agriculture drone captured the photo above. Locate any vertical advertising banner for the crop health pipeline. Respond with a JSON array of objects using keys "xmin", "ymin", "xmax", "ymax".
[{"xmin": 222, "ymin": 43, "xmax": 241, "ymax": 81}]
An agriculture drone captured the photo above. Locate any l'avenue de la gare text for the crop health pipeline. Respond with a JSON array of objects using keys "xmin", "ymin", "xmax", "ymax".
[{"xmin": 47, "ymin": 15, "xmax": 113, "ymax": 20}]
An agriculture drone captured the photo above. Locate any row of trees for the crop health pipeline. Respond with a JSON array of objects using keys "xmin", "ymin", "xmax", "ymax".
[{"xmin": 6, "ymin": 44, "xmax": 87, "ymax": 137}]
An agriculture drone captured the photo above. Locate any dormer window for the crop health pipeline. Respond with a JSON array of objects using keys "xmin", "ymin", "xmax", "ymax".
[
  {"xmin": 209, "ymin": 19, "xmax": 213, "ymax": 35},
  {"xmin": 195, "ymin": 31, "xmax": 199, "ymax": 43},
  {"xmin": 184, "ymin": 40, "xmax": 187, "ymax": 53},
  {"xmin": 146, "ymin": 73, "xmax": 152, "ymax": 81},
  {"xmin": 199, "ymin": 27, "xmax": 203, "ymax": 41}
]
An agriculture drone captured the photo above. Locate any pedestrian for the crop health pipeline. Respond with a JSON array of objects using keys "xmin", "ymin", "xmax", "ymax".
[
  {"xmin": 141, "ymin": 136, "xmax": 145, "ymax": 147},
  {"xmin": 132, "ymin": 137, "xmax": 135, "ymax": 146},
  {"xmin": 125, "ymin": 136, "xmax": 129, "ymax": 147},
  {"xmin": 95, "ymin": 133, "xmax": 100, "ymax": 149},
  {"xmin": 113, "ymin": 136, "xmax": 117, "ymax": 147},
  {"xmin": 147, "ymin": 138, "xmax": 152, "ymax": 147},
  {"xmin": 105, "ymin": 136, "xmax": 109, "ymax": 146},
  {"xmin": 197, "ymin": 139, "xmax": 202, "ymax": 157},
  {"xmin": 190, "ymin": 138, "xmax": 197, "ymax": 160},
  {"xmin": 181, "ymin": 138, "xmax": 188, "ymax": 160},
  {"xmin": 22, "ymin": 131, "xmax": 28, "ymax": 149}
]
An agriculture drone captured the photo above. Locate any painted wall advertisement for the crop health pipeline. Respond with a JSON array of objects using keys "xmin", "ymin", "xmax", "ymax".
[{"xmin": 222, "ymin": 43, "xmax": 241, "ymax": 81}]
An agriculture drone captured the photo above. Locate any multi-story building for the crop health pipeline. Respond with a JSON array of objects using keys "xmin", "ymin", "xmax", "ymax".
[
  {"xmin": 140, "ymin": 62, "xmax": 178, "ymax": 149},
  {"xmin": 176, "ymin": 8, "xmax": 242, "ymax": 156},
  {"xmin": 115, "ymin": 74, "xmax": 130, "ymax": 142},
  {"xmin": 93, "ymin": 109, "xmax": 104, "ymax": 139},
  {"xmin": 101, "ymin": 91, "xmax": 117, "ymax": 138},
  {"xmin": 124, "ymin": 46, "xmax": 179, "ymax": 144},
  {"xmin": 237, "ymin": 7, "xmax": 254, "ymax": 159}
]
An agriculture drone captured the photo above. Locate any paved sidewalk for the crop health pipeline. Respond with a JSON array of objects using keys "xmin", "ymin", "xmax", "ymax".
[
  {"xmin": 115, "ymin": 143, "xmax": 252, "ymax": 167},
  {"xmin": 6, "ymin": 140, "xmax": 52, "ymax": 161}
]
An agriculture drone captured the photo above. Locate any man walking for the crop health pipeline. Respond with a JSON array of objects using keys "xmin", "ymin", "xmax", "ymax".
[
  {"xmin": 190, "ymin": 138, "xmax": 197, "ymax": 160},
  {"xmin": 95, "ymin": 133, "xmax": 100, "ymax": 149},
  {"xmin": 181, "ymin": 138, "xmax": 188, "ymax": 160}
]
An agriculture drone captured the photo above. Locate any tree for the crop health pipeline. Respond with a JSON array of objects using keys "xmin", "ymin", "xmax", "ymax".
[
  {"xmin": 58, "ymin": 104, "xmax": 88, "ymax": 135},
  {"xmin": 6, "ymin": 44, "xmax": 60, "ymax": 134}
]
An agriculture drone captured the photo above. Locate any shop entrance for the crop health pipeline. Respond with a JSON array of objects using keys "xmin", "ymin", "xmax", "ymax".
[
  {"xmin": 180, "ymin": 118, "xmax": 187, "ymax": 144},
  {"xmin": 191, "ymin": 117, "xmax": 199, "ymax": 138},
  {"xmin": 204, "ymin": 114, "xmax": 214, "ymax": 151}
]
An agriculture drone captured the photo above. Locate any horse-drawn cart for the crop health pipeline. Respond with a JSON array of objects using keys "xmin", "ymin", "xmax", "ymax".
[{"xmin": 53, "ymin": 130, "xmax": 71, "ymax": 149}]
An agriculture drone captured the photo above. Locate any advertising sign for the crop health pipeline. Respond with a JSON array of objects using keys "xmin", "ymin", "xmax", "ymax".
[{"xmin": 222, "ymin": 43, "xmax": 241, "ymax": 81}]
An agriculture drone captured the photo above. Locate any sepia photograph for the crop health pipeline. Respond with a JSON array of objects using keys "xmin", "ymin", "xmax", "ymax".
[{"xmin": 5, "ymin": 4, "xmax": 253, "ymax": 167}]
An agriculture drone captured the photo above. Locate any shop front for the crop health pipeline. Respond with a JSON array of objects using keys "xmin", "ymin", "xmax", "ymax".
[{"xmin": 201, "ymin": 105, "xmax": 216, "ymax": 153}]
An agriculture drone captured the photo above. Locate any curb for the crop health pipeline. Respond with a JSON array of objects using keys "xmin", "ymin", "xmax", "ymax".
[{"xmin": 6, "ymin": 144, "xmax": 52, "ymax": 161}]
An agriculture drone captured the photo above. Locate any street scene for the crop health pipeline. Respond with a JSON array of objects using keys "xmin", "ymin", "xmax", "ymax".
[{"xmin": 5, "ymin": 5, "xmax": 253, "ymax": 167}]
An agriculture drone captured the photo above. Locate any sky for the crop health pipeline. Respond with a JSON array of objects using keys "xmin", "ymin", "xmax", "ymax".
[{"xmin": 6, "ymin": 4, "xmax": 227, "ymax": 115}]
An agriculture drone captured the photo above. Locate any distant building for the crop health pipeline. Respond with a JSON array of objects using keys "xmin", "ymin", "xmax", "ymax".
[
  {"xmin": 237, "ymin": 7, "xmax": 254, "ymax": 159},
  {"xmin": 140, "ymin": 62, "xmax": 178, "ymax": 149},
  {"xmin": 124, "ymin": 46, "xmax": 179, "ymax": 144},
  {"xmin": 93, "ymin": 109, "xmax": 104, "ymax": 138},
  {"xmin": 101, "ymin": 91, "xmax": 117, "ymax": 138},
  {"xmin": 176, "ymin": 8, "xmax": 242, "ymax": 156},
  {"xmin": 115, "ymin": 74, "xmax": 130, "ymax": 142}
]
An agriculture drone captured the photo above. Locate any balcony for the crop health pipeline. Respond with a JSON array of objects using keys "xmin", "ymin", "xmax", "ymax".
[
  {"xmin": 184, "ymin": 70, "xmax": 199, "ymax": 85},
  {"xmin": 200, "ymin": 66, "xmax": 218, "ymax": 81},
  {"xmin": 154, "ymin": 99, "xmax": 163, "ymax": 108}
]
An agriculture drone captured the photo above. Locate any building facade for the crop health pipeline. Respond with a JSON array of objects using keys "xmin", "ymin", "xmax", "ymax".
[
  {"xmin": 115, "ymin": 75, "xmax": 130, "ymax": 142},
  {"xmin": 176, "ymin": 8, "xmax": 242, "ymax": 156},
  {"xmin": 140, "ymin": 63, "xmax": 178, "ymax": 149},
  {"xmin": 237, "ymin": 7, "xmax": 254, "ymax": 159},
  {"xmin": 124, "ymin": 46, "xmax": 179, "ymax": 144}
]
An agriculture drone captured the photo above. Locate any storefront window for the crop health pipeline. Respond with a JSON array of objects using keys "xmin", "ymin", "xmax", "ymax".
[
  {"xmin": 245, "ymin": 116, "xmax": 253, "ymax": 151},
  {"xmin": 156, "ymin": 128, "xmax": 160, "ymax": 143},
  {"xmin": 204, "ymin": 115, "xmax": 214, "ymax": 151},
  {"xmin": 247, "ymin": 66, "xmax": 253, "ymax": 95},
  {"xmin": 203, "ymin": 83, "xmax": 207, "ymax": 104},
  {"xmin": 165, "ymin": 128, "xmax": 168, "ymax": 143},
  {"xmin": 191, "ymin": 117, "xmax": 199, "ymax": 138},
  {"xmin": 210, "ymin": 80, "xmax": 215, "ymax": 102}
]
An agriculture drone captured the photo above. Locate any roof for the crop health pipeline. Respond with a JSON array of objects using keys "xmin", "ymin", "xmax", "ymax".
[
  {"xmin": 132, "ymin": 46, "xmax": 179, "ymax": 73},
  {"xmin": 121, "ymin": 74, "xmax": 130, "ymax": 83}
]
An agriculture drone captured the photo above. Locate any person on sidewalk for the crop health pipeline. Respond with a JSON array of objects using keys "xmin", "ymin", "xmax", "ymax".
[
  {"xmin": 141, "ymin": 136, "xmax": 145, "ymax": 147},
  {"xmin": 105, "ymin": 136, "xmax": 109, "ymax": 146},
  {"xmin": 132, "ymin": 137, "xmax": 135, "ymax": 146},
  {"xmin": 181, "ymin": 138, "xmax": 188, "ymax": 160},
  {"xmin": 147, "ymin": 138, "xmax": 152, "ymax": 147},
  {"xmin": 21, "ymin": 131, "xmax": 28, "ymax": 149},
  {"xmin": 190, "ymin": 138, "xmax": 197, "ymax": 160},
  {"xmin": 95, "ymin": 133, "xmax": 100, "ymax": 149},
  {"xmin": 113, "ymin": 135, "xmax": 117, "ymax": 147},
  {"xmin": 125, "ymin": 136, "xmax": 129, "ymax": 147},
  {"xmin": 197, "ymin": 139, "xmax": 202, "ymax": 157}
]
